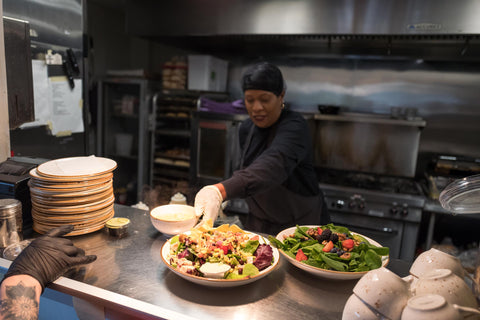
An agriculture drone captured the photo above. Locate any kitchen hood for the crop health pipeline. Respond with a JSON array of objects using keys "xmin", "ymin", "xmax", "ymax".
[{"xmin": 126, "ymin": 0, "xmax": 480, "ymax": 37}]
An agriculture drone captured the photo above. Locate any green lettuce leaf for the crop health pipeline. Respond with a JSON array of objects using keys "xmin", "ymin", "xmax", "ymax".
[
  {"xmin": 243, "ymin": 240, "xmax": 259, "ymax": 254},
  {"xmin": 226, "ymin": 263, "xmax": 259, "ymax": 279},
  {"xmin": 365, "ymin": 249, "xmax": 382, "ymax": 269}
]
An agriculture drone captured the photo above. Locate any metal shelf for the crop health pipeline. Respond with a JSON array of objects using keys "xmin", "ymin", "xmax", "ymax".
[
  {"xmin": 151, "ymin": 90, "xmax": 229, "ymax": 186},
  {"xmin": 155, "ymin": 129, "xmax": 191, "ymax": 137},
  {"xmin": 97, "ymin": 78, "xmax": 161, "ymax": 204},
  {"xmin": 154, "ymin": 157, "xmax": 190, "ymax": 168},
  {"xmin": 156, "ymin": 115, "xmax": 190, "ymax": 121},
  {"xmin": 154, "ymin": 152, "xmax": 190, "ymax": 161},
  {"xmin": 153, "ymin": 167, "xmax": 190, "ymax": 179}
]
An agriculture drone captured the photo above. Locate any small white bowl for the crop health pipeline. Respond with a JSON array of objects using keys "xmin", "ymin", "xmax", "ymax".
[
  {"xmin": 412, "ymin": 269, "xmax": 478, "ymax": 309},
  {"xmin": 342, "ymin": 294, "xmax": 379, "ymax": 320},
  {"xmin": 401, "ymin": 294, "xmax": 480, "ymax": 320},
  {"xmin": 150, "ymin": 204, "xmax": 198, "ymax": 235},
  {"xmin": 353, "ymin": 267, "xmax": 411, "ymax": 320},
  {"xmin": 410, "ymin": 248, "xmax": 465, "ymax": 279}
]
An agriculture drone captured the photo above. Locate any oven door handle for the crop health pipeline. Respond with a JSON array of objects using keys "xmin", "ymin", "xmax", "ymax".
[{"xmin": 343, "ymin": 224, "xmax": 398, "ymax": 235}]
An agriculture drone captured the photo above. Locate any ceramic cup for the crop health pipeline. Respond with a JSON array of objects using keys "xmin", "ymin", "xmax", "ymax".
[
  {"xmin": 410, "ymin": 248, "xmax": 465, "ymax": 279},
  {"xmin": 342, "ymin": 294, "xmax": 380, "ymax": 320},
  {"xmin": 412, "ymin": 268, "xmax": 478, "ymax": 309},
  {"xmin": 401, "ymin": 293, "xmax": 480, "ymax": 320},
  {"xmin": 353, "ymin": 267, "xmax": 412, "ymax": 320}
]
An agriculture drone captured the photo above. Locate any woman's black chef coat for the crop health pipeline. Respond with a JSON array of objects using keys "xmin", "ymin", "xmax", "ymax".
[{"xmin": 222, "ymin": 110, "xmax": 329, "ymax": 234}]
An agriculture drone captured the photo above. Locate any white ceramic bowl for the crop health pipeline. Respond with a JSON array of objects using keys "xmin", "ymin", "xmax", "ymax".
[
  {"xmin": 410, "ymin": 248, "xmax": 465, "ymax": 279},
  {"xmin": 342, "ymin": 294, "xmax": 379, "ymax": 320},
  {"xmin": 353, "ymin": 267, "xmax": 410, "ymax": 320},
  {"xmin": 412, "ymin": 269, "xmax": 478, "ymax": 309},
  {"xmin": 401, "ymin": 293, "xmax": 480, "ymax": 320},
  {"xmin": 150, "ymin": 204, "xmax": 198, "ymax": 235}
]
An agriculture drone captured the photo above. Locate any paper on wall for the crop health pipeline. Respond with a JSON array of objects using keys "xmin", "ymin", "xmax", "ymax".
[
  {"xmin": 20, "ymin": 60, "xmax": 84, "ymax": 136},
  {"xmin": 49, "ymin": 77, "xmax": 84, "ymax": 136},
  {"xmin": 20, "ymin": 60, "xmax": 52, "ymax": 128}
]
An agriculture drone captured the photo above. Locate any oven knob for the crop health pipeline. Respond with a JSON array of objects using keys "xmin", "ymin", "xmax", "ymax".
[
  {"xmin": 358, "ymin": 202, "xmax": 365, "ymax": 210},
  {"xmin": 390, "ymin": 202, "xmax": 398, "ymax": 214},
  {"xmin": 401, "ymin": 203, "xmax": 409, "ymax": 216},
  {"xmin": 336, "ymin": 200, "xmax": 345, "ymax": 209},
  {"xmin": 348, "ymin": 201, "xmax": 356, "ymax": 209}
]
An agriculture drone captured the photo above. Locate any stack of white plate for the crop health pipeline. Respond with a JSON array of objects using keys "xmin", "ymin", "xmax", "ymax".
[{"xmin": 29, "ymin": 156, "xmax": 117, "ymax": 236}]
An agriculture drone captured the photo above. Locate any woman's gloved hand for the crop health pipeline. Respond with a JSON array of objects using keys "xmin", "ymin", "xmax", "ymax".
[
  {"xmin": 2, "ymin": 225, "xmax": 97, "ymax": 292},
  {"xmin": 194, "ymin": 185, "xmax": 224, "ymax": 226}
]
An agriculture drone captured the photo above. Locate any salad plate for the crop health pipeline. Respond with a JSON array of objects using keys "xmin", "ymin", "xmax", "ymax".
[
  {"xmin": 161, "ymin": 229, "xmax": 280, "ymax": 288},
  {"xmin": 275, "ymin": 225, "xmax": 389, "ymax": 280}
]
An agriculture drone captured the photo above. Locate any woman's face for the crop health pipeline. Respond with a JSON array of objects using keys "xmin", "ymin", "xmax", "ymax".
[{"xmin": 244, "ymin": 89, "xmax": 284, "ymax": 128}]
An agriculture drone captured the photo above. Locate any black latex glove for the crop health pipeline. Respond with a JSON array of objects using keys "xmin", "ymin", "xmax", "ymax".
[{"xmin": 2, "ymin": 225, "xmax": 97, "ymax": 292}]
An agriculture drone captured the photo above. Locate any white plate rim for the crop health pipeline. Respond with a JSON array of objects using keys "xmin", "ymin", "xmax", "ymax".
[
  {"xmin": 275, "ymin": 225, "xmax": 389, "ymax": 280},
  {"xmin": 37, "ymin": 156, "xmax": 117, "ymax": 178},
  {"xmin": 30, "ymin": 168, "xmax": 114, "ymax": 182},
  {"xmin": 29, "ymin": 181, "xmax": 112, "ymax": 197},
  {"xmin": 161, "ymin": 230, "xmax": 280, "ymax": 287}
]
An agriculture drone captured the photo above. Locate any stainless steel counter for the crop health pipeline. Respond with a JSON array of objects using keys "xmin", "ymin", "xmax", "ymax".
[{"xmin": 1, "ymin": 204, "xmax": 371, "ymax": 319}]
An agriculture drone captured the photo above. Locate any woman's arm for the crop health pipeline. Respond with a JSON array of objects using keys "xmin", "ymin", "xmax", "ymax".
[{"xmin": 0, "ymin": 275, "xmax": 41, "ymax": 320}]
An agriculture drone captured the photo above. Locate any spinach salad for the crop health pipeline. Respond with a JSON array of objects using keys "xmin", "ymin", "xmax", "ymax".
[{"xmin": 268, "ymin": 224, "xmax": 389, "ymax": 272}]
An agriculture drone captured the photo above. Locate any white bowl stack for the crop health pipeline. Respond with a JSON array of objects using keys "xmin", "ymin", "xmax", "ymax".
[
  {"xmin": 29, "ymin": 156, "xmax": 117, "ymax": 236},
  {"xmin": 342, "ymin": 248, "xmax": 480, "ymax": 320}
]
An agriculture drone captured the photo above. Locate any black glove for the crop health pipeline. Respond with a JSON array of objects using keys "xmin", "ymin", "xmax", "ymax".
[{"xmin": 2, "ymin": 225, "xmax": 97, "ymax": 292}]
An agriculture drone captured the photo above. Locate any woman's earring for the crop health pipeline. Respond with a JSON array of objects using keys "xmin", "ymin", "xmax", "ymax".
[{"xmin": 282, "ymin": 102, "xmax": 285, "ymax": 109}]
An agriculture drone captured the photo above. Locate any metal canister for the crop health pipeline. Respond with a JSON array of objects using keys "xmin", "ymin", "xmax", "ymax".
[{"xmin": 0, "ymin": 199, "xmax": 22, "ymax": 248}]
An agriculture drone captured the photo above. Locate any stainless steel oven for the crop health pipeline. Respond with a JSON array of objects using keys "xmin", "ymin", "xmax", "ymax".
[
  {"xmin": 319, "ymin": 174, "xmax": 425, "ymax": 262},
  {"xmin": 190, "ymin": 111, "xmax": 248, "ymax": 185}
]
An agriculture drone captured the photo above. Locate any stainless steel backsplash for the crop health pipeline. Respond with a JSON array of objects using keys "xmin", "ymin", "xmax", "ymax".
[{"xmin": 228, "ymin": 58, "xmax": 480, "ymax": 166}]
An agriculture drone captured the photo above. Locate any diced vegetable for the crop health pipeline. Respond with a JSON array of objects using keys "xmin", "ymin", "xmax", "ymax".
[{"xmin": 168, "ymin": 225, "xmax": 274, "ymax": 279}]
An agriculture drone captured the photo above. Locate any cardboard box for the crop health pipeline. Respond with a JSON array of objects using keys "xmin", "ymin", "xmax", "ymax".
[{"xmin": 188, "ymin": 55, "xmax": 228, "ymax": 92}]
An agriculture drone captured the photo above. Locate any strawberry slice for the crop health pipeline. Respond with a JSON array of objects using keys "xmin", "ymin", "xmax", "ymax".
[
  {"xmin": 322, "ymin": 241, "xmax": 334, "ymax": 252},
  {"xmin": 295, "ymin": 249, "xmax": 308, "ymax": 261},
  {"xmin": 342, "ymin": 239, "xmax": 355, "ymax": 250}
]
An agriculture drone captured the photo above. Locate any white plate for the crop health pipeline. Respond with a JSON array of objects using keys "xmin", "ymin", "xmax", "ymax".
[
  {"xmin": 275, "ymin": 225, "xmax": 389, "ymax": 280},
  {"xmin": 30, "ymin": 168, "xmax": 114, "ymax": 182},
  {"xmin": 37, "ymin": 156, "xmax": 117, "ymax": 177},
  {"xmin": 161, "ymin": 231, "xmax": 280, "ymax": 287}
]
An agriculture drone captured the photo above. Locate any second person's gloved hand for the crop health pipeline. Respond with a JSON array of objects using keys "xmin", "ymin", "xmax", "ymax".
[
  {"xmin": 194, "ymin": 185, "xmax": 224, "ymax": 226},
  {"xmin": 2, "ymin": 225, "xmax": 97, "ymax": 292}
]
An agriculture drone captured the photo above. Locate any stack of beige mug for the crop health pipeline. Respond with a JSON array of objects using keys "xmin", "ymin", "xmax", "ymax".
[{"xmin": 343, "ymin": 248, "xmax": 480, "ymax": 320}]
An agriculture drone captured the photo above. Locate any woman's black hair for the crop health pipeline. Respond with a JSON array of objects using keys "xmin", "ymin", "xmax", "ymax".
[{"xmin": 241, "ymin": 62, "xmax": 285, "ymax": 96}]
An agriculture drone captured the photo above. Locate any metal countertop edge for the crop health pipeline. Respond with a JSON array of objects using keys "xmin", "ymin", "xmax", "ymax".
[{"xmin": 0, "ymin": 258, "xmax": 195, "ymax": 320}]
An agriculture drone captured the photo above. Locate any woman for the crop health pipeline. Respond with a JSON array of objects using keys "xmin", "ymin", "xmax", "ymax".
[{"xmin": 195, "ymin": 62, "xmax": 329, "ymax": 235}]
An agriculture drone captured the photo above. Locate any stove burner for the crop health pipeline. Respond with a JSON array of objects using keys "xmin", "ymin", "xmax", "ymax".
[{"xmin": 317, "ymin": 169, "xmax": 424, "ymax": 196}]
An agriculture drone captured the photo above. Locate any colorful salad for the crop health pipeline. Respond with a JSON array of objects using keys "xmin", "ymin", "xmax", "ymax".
[
  {"xmin": 268, "ymin": 224, "xmax": 389, "ymax": 272},
  {"xmin": 167, "ymin": 224, "xmax": 275, "ymax": 279}
]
